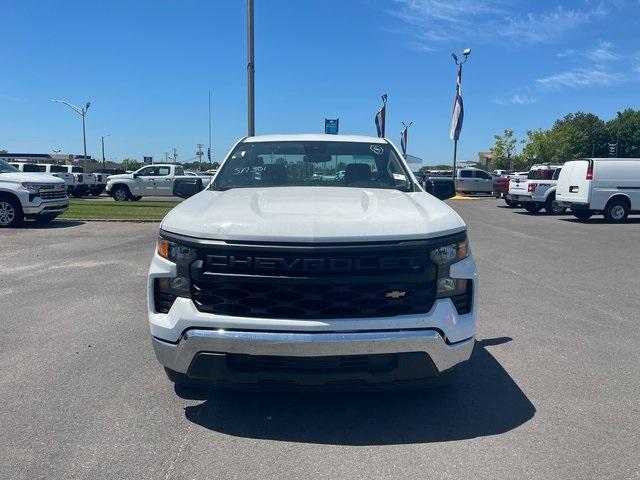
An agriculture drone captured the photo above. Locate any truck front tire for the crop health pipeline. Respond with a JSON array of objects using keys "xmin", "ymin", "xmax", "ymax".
[
  {"xmin": 0, "ymin": 195, "xmax": 23, "ymax": 227},
  {"xmin": 112, "ymin": 186, "xmax": 131, "ymax": 201}
]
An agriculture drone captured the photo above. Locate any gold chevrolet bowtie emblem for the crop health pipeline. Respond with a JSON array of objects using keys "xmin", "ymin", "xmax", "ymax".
[{"xmin": 385, "ymin": 290, "xmax": 406, "ymax": 299}]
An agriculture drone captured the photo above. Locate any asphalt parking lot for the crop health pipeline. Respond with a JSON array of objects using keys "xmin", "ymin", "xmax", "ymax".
[{"xmin": 1, "ymin": 199, "xmax": 639, "ymax": 480}]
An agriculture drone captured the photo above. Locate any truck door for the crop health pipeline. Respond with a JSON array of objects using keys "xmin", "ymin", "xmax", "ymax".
[
  {"xmin": 135, "ymin": 166, "xmax": 158, "ymax": 195},
  {"xmin": 474, "ymin": 170, "xmax": 493, "ymax": 192},
  {"xmin": 456, "ymin": 169, "xmax": 472, "ymax": 192},
  {"xmin": 151, "ymin": 166, "xmax": 173, "ymax": 196}
]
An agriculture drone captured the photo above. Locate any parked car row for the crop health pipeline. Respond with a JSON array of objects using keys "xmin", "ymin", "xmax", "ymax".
[
  {"xmin": 493, "ymin": 158, "xmax": 640, "ymax": 223},
  {"xmin": 8, "ymin": 161, "xmax": 106, "ymax": 197}
]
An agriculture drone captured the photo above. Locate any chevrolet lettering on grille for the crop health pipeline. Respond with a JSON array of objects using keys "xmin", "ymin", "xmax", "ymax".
[{"xmin": 205, "ymin": 255, "xmax": 424, "ymax": 273}]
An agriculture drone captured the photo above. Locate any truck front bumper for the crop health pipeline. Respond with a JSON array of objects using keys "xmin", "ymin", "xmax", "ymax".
[
  {"xmin": 22, "ymin": 198, "xmax": 69, "ymax": 215},
  {"xmin": 152, "ymin": 329, "xmax": 474, "ymax": 387}
]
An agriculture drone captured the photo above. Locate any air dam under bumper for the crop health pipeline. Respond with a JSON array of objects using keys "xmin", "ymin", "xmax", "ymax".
[{"xmin": 152, "ymin": 328, "xmax": 474, "ymax": 385}]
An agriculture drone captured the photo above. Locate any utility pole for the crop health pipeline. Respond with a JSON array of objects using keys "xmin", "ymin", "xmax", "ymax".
[
  {"xmin": 164, "ymin": 152, "xmax": 169, "ymax": 162},
  {"xmin": 247, "ymin": 0, "xmax": 255, "ymax": 136},
  {"xmin": 101, "ymin": 135, "xmax": 110, "ymax": 171},
  {"xmin": 51, "ymin": 99, "xmax": 91, "ymax": 171},
  {"xmin": 196, "ymin": 144, "xmax": 204, "ymax": 171},
  {"xmin": 52, "ymin": 149, "xmax": 61, "ymax": 165},
  {"xmin": 208, "ymin": 90, "xmax": 213, "ymax": 166},
  {"xmin": 172, "ymin": 148, "xmax": 178, "ymax": 163}
]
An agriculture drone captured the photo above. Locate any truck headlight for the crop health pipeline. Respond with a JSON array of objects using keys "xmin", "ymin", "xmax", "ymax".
[
  {"xmin": 20, "ymin": 182, "xmax": 42, "ymax": 194},
  {"xmin": 429, "ymin": 238, "xmax": 470, "ymax": 298},
  {"xmin": 154, "ymin": 238, "xmax": 198, "ymax": 312}
]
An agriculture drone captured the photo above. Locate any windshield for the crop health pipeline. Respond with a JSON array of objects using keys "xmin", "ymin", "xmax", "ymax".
[
  {"xmin": 0, "ymin": 160, "xmax": 18, "ymax": 173},
  {"xmin": 214, "ymin": 141, "xmax": 413, "ymax": 191}
]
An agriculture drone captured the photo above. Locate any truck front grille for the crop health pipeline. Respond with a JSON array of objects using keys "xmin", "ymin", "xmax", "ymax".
[
  {"xmin": 191, "ymin": 278, "xmax": 436, "ymax": 319},
  {"xmin": 188, "ymin": 239, "xmax": 444, "ymax": 320},
  {"xmin": 40, "ymin": 190, "xmax": 67, "ymax": 200}
]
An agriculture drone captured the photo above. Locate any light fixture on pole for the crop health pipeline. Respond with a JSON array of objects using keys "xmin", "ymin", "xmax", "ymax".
[
  {"xmin": 450, "ymin": 48, "xmax": 470, "ymax": 182},
  {"xmin": 51, "ymin": 99, "xmax": 91, "ymax": 171}
]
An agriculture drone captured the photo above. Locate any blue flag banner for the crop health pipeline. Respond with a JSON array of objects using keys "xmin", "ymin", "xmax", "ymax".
[
  {"xmin": 375, "ymin": 94, "xmax": 388, "ymax": 138},
  {"xmin": 450, "ymin": 65, "xmax": 464, "ymax": 141}
]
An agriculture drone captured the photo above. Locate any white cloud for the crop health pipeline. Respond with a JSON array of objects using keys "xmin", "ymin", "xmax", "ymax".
[
  {"xmin": 585, "ymin": 41, "xmax": 620, "ymax": 61},
  {"xmin": 536, "ymin": 66, "xmax": 625, "ymax": 89},
  {"xmin": 390, "ymin": 1, "xmax": 608, "ymax": 50},
  {"xmin": 510, "ymin": 94, "xmax": 537, "ymax": 105},
  {"xmin": 557, "ymin": 49, "xmax": 575, "ymax": 57}
]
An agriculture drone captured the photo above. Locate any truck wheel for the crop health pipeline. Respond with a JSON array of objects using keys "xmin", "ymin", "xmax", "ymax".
[
  {"xmin": 131, "ymin": 196, "xmax": 142, "ymax": 201},
  {"xmin": 112, "ymin": 186, "xmax": 131, "ymax": 202},
  {"xmin": 504, "ymin": 198, "xmax": 518, "ymax": 208},
  {"xmin": 0, "ymin": 196, "xmax": 23, "ymax": 227},
  {"xmin": 572, "ymin": 209, "xmax": 592, "ymax": 221},
  {"xmin": 524, "ymin": 203, "xmax": 542, "ymax": 214},
  {"xmin": 34, "ymin": 213, "xmax": 59, "ymax": 223},
  {"xmin": 545, "ymin": 195, "xmax": 566, "ymax": 215},
  {"xmin": 603, "ymin": 198, "xmax": 629, "ymax": 223},
  {"xmin": 71, "ymin": 191, "xmax": 85, "ymax": 198}
]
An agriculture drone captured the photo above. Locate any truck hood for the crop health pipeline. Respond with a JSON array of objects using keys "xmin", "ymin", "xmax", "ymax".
[
  {"xmin": 161, "ymin": 187, "xmax": 466, "ymax": 243},
  {"xmin": 0, "ymin": 172, "xmax": 65, "ymax": 184},
  {"xmin": 106, "ymin": 173, "xmax": 133, "ymax": 181}
]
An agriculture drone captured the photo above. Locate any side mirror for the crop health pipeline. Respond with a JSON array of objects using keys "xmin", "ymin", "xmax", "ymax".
[
  {"xmin": 423, "ymin": 178, "xmax": 456, "ymax": 200},
  {"xmin": 173, "ymin": 177, "xmax": 203, "ymax": 199},
  {"xmin": 132, "ymin": 173, "xmax": 139, "ymax": 178}
]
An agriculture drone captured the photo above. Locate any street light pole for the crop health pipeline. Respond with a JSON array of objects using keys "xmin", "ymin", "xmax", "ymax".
[
  {"xmin": 51, "ymin": 99, "xmax": 91, "ymax": 171},
  {"xmin": 450, "ymin": 49, "xmax": 471, "ymax": 181},
  {"xmin": 247, "ymin": 0, "xmax": 255, "ymax": 136},
  {"xmin": 101, "ymin": 135, "xmax": 110, "ymax": 171}
]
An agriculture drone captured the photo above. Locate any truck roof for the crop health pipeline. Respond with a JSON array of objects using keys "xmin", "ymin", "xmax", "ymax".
[{"xmin": 243, "ymin": 134, "xmax": 387, "ymax": 144}]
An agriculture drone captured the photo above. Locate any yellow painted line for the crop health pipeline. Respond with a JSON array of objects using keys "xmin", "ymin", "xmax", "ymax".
[{"xmin": 449, "ymin": 194, "xmax": 484, "ymax": 200}]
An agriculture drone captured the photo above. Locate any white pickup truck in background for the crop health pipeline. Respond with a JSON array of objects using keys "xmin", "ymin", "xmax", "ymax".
[
  {"xmin": 0, "ymin": 160, "xmax": 69, "ymax": 227},
  {"xmin": 106, "ymin": 164, "xmax": 188, "ymax": 201},
  {"xmin": 529, "ymin": 167, "xmax": 566, "ymax": 215},
  {"xmin": 507, "ymin": 164, "xmax": 562, "ymax": 213}
]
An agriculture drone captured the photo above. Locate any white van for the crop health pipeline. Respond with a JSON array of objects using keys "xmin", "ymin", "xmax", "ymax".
[{"xmin": 556, "ymin": 158, "xmax": 640, "ymax": 222}]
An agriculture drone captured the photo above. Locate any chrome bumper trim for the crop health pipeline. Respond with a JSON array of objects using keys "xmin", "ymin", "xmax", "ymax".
[{"xmin": 152, "ymin": 328, "xmax": 474, "ymax": 374}]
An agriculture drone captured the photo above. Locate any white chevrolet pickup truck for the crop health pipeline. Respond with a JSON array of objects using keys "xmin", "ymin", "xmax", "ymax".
[
  {"xmin": 0, "ymin": 160, "xmax": 69, "ymax": 227},
  {"xmin": 106, "ymin": 164, "xmax": 187, "ymax": 201},
  {"xmin": 148, "ymin": 134, "xmax": 478, "ymax": 390}
]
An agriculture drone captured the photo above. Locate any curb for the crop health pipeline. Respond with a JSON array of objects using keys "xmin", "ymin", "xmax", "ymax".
[{"xmin": 58, "ymin": 218, "xmax": 161, "ymax": 223}]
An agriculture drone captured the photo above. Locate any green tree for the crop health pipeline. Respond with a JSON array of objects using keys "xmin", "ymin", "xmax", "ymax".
[
  {"xmin": 490, "ymin": 129, "xmax": 518, "ymax": 170},
  {"xmin": 121, "ymin": 158, "xmax": 141, "ymax": 171},
  {"xmin": 605, "ymin": 109, "xmax": 640, "ymax": 157},
  {"xmin": 552, "ymin": 112, "xmax": 607, "ymax": 158}
]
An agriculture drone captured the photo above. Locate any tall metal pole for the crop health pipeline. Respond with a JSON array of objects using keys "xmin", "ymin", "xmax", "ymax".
[
  {"xmin": 452, "ymin": 139, "xmax": 458, "ymax": 179},
  {"xmin": 101, "ymin": 135, "xmax": 106, "ymax": 171},
  {"xmin": 247, "ymin": 0, "xmax": 255, "ymax": 136},
  {"xmin": 81, "ymin": 111, "xmax": 88, "ymax": 172},
  {"xmin": 208, "ymin": 90, "xmax": 213, "ymax": 165}
]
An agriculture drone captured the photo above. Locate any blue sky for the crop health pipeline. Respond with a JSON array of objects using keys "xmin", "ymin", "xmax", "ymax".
[{"xmin": 1, "ymin": 0, "xmax": 639, "ymax": 165}]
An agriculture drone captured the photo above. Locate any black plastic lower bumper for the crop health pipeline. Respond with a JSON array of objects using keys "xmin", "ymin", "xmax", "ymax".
[{"xmin": 177, "ymin": 351, "xmax": 454, "ymax": 390}]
